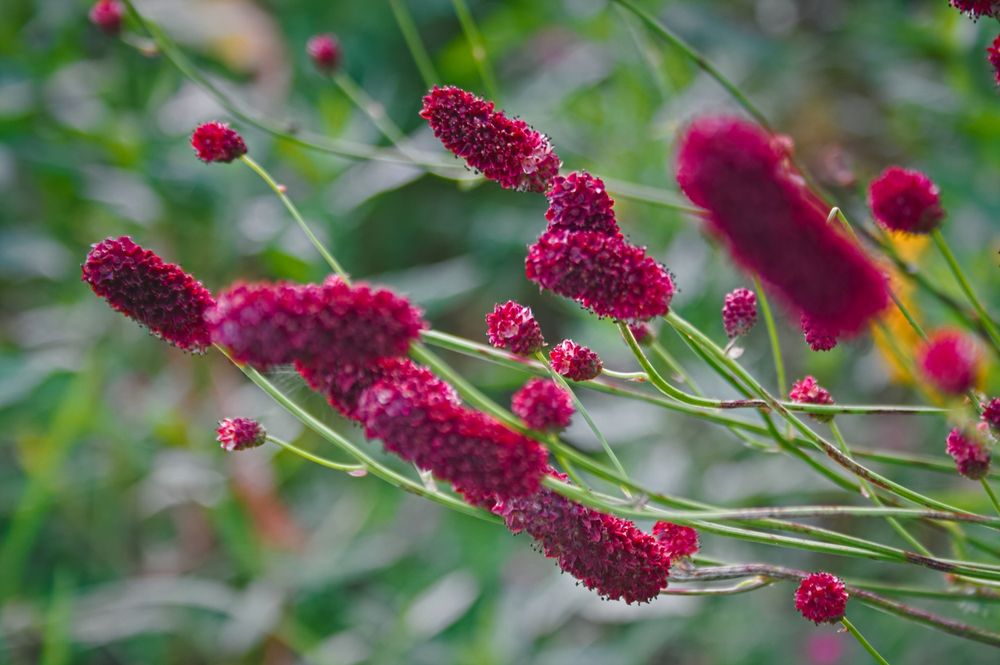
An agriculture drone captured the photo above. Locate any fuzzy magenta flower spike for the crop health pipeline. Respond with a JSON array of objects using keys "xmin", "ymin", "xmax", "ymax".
[
  {"xmin": 795, "ymin": 572, "xmax": 848, "ymax": 624},
  {"xmin": 486, "ymin": 301, "xmax": 544, "ymax": 355},
  {"xmin": 89, "ymin": 0, "xmax": 124, "ymax": 35},
  {"xmin": 868, "ymin": 167, "xmax": 945, "ymax": 234},
  {"xmin": 653, "ymin": 522, "xmax": 700, "ymax": 561},
  {"xmin": 918, "ymin": 329, "xmax": 980, "ymax": 395},
  {"xmin": 801, "ymin": 314, "xmax": 838, "ymax": 352},
  {"xmin": 722, "ymin": 288, "xmax": 758, "ymax": 339},
  {"xmin": 544, "ymin": 171, "xmax": 620, "ymax": 235},
  {"xmin": 512, "ymin": 378, "xmax": 574, "ymax": 431},
  {"xmin": 950, "ymin": 1, "xmax": 1000, "ymax": 19},
  {"xmin": 191, "ymin": 122, "xmax": 248, "ymax": 163},
  {"xmin": 217, "ymin": 418, "xmax": 267, "ymax": 452},
  {"xmin": 549, "ymin": 340, "xmax": 602, "ymax": 381},
  {"xmin": 946, "ymin": 429, "xmax": 991, "ymax": 480}
]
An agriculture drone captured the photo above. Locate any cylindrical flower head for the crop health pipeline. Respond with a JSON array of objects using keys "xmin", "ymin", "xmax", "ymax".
[
  {"xmin": 208, "ymin": 277, "xmax": 426, "ymax": 370},
  {"xmin": 722, "ymin": 288, "xmax": 758, "ymax": 338},
  {"xmin": 486, "ymin": 301, "xmax": 544, "ymax": 355},
  {"xmin": 795, "ymin": 572, "xmax": 848, "ymax": 624},
  {"xmin": 217, "ymin": 418, "xmax": 267, "ymax": 452},
  {"xmin": 496, "ymin": 483, "xmax": 671, "ymax": 604},
  {"xmin": 307, "ymin": 34, "xmax": 341, "ymax": 73},
  {"xmin": 525, "ymin": 229, "xmax": 674, "ymax": 322},
  {"xmin": 868, "ymin": 167, "xmax": 945, "ymax": 234},
  {"xmin": 82, "ymin": 236, "xmax": 215, "ymax": 353},
  {"xmin": 989, "ymin": 35, "xmax": 1000, "ymax": 86},
  {"xmin": 801, "ymin": 314, "xmax": 838, "ymax": 352},
  {"xmin": 549, "ymin": 340, "xmax": 602, "ymax": 381},
  {"xmin": 419, "ymin": 86, "xmax": 561, "ymax": 193},
  {"xmin": 946, "ymin": 428, "xmax": 991, "ymax": 480},
  {"xmin": 511, "ymin": 378, "xmax": 574, "ymax": 431},
  {"xmin": 545, "ymin": 172, "xmax": 619, "ymax": 235},
  {"xmin": 191, "ymin": 122, "xmax": 247, "ymax": 163},
  {"xmin": 675, "ymin": 116, "xmax": 889, "ymax": 339},
  {"xmin": 652, "ymin": 521, "xmax": 700, "ymax": 561},
  {"xmin": 357, "ymin": 368, "xmax": 549, "ymax": 502},
  {"xmin": 918, "ymin": 329, "xmax": 980, "ymax": 395},
  {"xmin": 950, "ymin": 1, "xmax": 1000, "ymax": 19},
  {"xmin": 89, "ymin": 0, "xmax": 124, "ymax": 34},
  {"xmin": 983, "ymin": 397, "xmax": 1000, "ymax": 438}
]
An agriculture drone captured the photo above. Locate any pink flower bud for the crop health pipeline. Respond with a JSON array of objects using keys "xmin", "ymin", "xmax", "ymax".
[
  {"xmin": 486, "ymin": 301, "xmax": 544, "ymax": 356},
  {"xmin": 946, "ymin": 428, "xmax": 991, "ymax": 480},
  {"xmin": 795, "ymin": 572, "xmax": 848, "ymax": 624},
  {"xmin": 511, "ymin": 378, "xmax": 574, "ymax": 431},
  {"xmin": 549, "ymin": 340, "xmax": 602, "ymax": 381},
  {"xmin": 89, "ymin": 0, "xmax": 124, "ymax": 35},
  {"xmin": 217, "ymin": 418, "xmax": 267, "ymax": 452},
  {"xmin": 307, "ymin": 34, "xmax": 342, "ymax": 73},
  {"xmin": 722, "ymin": 288, "xmax": 758, "ymax": 339},
  {"xmin": 191, "ymin": 122, "xmax": 247, "ymax": 163}
]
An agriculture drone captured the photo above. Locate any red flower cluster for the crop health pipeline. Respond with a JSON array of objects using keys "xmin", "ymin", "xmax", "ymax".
[
  {"xmin": 357, "ymin": 363, "xmax": 549, "ymax": 502},
  {"xmin": 722, "ymin": 288, "xmax": 757, "ymax": 339},
  {"xmin": 545, "ymin": 172, "xmax": 619, "ymax": 235},
  {"xmin": 950, "ymin": 1, "xmax": 1000, "ymax": 19},
  {"xmin": 207, "ymin": 277, "xmax": 426, "ymax": 371},
  {"xmin": 795, "ymin": 572, "xmax": 848, "ymax": 624},
  {"xmin": 983, "ymin": 397, "xmax": 1000, "ymax": 437},
  {"xmin": 191, "ymin": 122, "xmax": 247, "ymax": 163},
  {"xmin": 512, "ymin": 378, "xmax": 574, "ymax": 431},
  {"xmin": 675, "ymin": 116, "xmax": 888, "ymax": 340},
  {"xmin": 419, "ymin": 86, "xmax": 560, "ymax": 192},
  {"xmin": 486, "ymin": 301, "xmax": 544, "ymax": 355},
  {"xmin": 217, "ymin": 418, "xmax": 267, "ymax": 452},
  {"xmin": 989, "ymin": 35, "xmax": 1000, "ymax": 86},
  {"xmin": 497, "ymin": 483, "xmax": 671, "ymax": 603},
  {"xmin": 946, "ymin": 429, "xmax": 991, "ymax": 480},
  {"xmin": 82, "ymin": 236, "xmax": 215, "ymax": 353},
  {"xmin": 789, "ymin": 376, "xmax": 834, "ymax": 406},
  {"xmin": 307, "ymin": 34, "xmax": 341, "ymax": 73},
  {"xmin": 652, "ymin": 522, "xmax": 700, "ymax": 561},
  {"xmin": 525, "ymin": 230, "xmax": 674, "ymax": 321},
  {"xmin": 549, "ymin": 340, "xmax": 602, "ymax": 381},
  {"xmin": 918, "ymin": 329, "xmax": 980, "ymax": 395},
  {"xmin": 868, "ymin": 167, "xmax": 944, "ymax": 234},
  {"xmin": 801, "ymin": 314, "xmax": 839, "ymax": 352},
  {"xmin": 89, "ymin": 0, "xmax": 123, "ymax": 34}
]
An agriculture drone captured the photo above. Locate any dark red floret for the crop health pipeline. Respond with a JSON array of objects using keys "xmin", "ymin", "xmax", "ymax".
[
  {"xmin": 789, "ymin": 375, "xmax": 834, "ymax": 406},
  {"xmin": 675, "ymin": 116, "xmax": 888, "ymax": 339},
  {"xmin": 545, "ymin": 171, "xmax": 619, "ymax": 235},
  {"xmin": 511, "ymin": 378, "xmax": 574, "ymax": 431},
  {"xmin": 946, "ymin": 429, "xmax": 991, "ymax": 480},
  {"xmin": 82, "ymin": 236, "xmax": 215, "ymax": 353},
  {"xmin": 419, "ymin": 86, "xmax": 560, "ymax": 192},
  {"xmin": 307, "ymin": 34, "xmax": 342, "ymax": 73},
  {"xmin": 795, "ymin": 572, "xmax": 848, "ymax": 624},
  {"xmin": 989, "ymin": 35, "xmax": 1000, "ymax": 86},
  {"xmin": 868, "ymin": 167, "xmax": 944, "ymax": 234},
  {"xmin": 486, "ymin": 301, "xmax": 544, "ymax": 355},
  {"xmin": 652, "ymin": 522, "xmax": 700, "ymax": 560},
  {"xmin": 549, "ymin": 340, "xmax": 602, "ymax": 381},
  {"xmin": 983, "ymin": 397, "xmax": 1000, "ymax": 438},
  {"xmin": 525, "ymin": 229, "xmax": 674, "ymax": 322},
  {"xmin": 919, "ymin": 329, "xmax": 980, "ymax": 395},
  {"xmin": 191, "ymin": 122, "xmax": 247, "ymax": 163},
  {"xmin": 950, "ymin": 1, "xmax": 1000, "ymax": 19},
  {"xmin": 801, "ymin": 314, "xmax": 838, "ymax": 352},
  {"xmin": 217, "ymin": 418, "xmax": 267, "ymax": 452},
  {"xmin": 722, "ymin": 287, "xmax": 758, "ymax": 338},
  {"xmin": 89, "ymin": 0, "xmax": 123, "ymax": 34}
]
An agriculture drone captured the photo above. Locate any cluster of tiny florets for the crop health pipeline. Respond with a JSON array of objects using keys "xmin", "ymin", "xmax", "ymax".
[
  {"xmin": 983, "ymin": 398, "xmax": 1000, "ymax": 438},
  {"xmin": 919, "ymin": 329, "xmax": 980, "ymax": 395},
  {"xmin": 652, "ymin": 522, "xmax": 700, "ymax": 561},
  {"xmin": 801, "ymin": 314, "xmax": 839, "ymax": 352},
  {"xmin": 789, "ymin": 376, "xmax": 834, "ymax": 406},
  {"xmin": 419, "ymin": 86, "xmax": 560, "ymax": 192},
  {"xmin": 89, "ymin": 0, "xmax": 124, "ymax": 34},
  {"xmin": 950, "ymin": 1, "xmax": 1000, "ymax": 19},
  {"xmin": 191, "ymin": 122, "xmax": 248, "ymax": 163},
  {"xmin": 545, "ymin": 172, "xmax": 620, "ymax": 235},
  {"xmin": 868, "ymin": 166, "xmax": 945, "ymax": 234},
  {"xmin": 989, "ymin": 35, "xmax": 1000, "ymax": 86},
  {"xmin": 307, "ymin": 34, "xmax": 341, "ymax": 73},
  {"xmin": 512, "ymin": 378, "xmax": 574, "ymax": 431},
  {"xmin": 496, "ymin": 483, "xmax": 671, "ymax": 603},
  {"xmin": 486, "ymin": 301, "xmax": 545, "ymax": 355},
  {"xmin": 82, "ymin": 236, "xmax": 216, "ymax": 353},
  {"xmin": 207, "ymin": 277, "xmax": 426, "ymax": 371},
  {"xmin": 675, "ymin": 116, "xmax": 888, "ymax": 339},
  {"xmin": 217, "ymin": 418, "xmax": 267, "ymax": 452},
  {"xmin": 549, "ymin": 340, "xmax": 602, "ymax": 381},
  {"xmin": 722, "ymin": 288, "xmax": 758, "ymax": 339},
  {"xmin": 946, "ymin": 429, "xmax": 991, "ymax": 480},
  {"xmin": 795, "ymin": 572, "xmax": 848, "ymax": 624}
]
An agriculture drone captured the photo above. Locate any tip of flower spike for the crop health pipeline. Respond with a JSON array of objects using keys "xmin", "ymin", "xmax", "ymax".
[
  {"xmin": 217, "ymin": 418, "xmax": 267, "ymax": 452},
  {"xmin": 795, "ymin": 572, "xmax": 848, "ymax": 624},
  {"xmin": 191, "ymin": 122, "xmax": 247, "ymax": 163},
  {"xmin": 983, "ymin": 398, "xmax": 1000, "ymax": 439},
  {"xmin": 512, "ymin": 378, "xmax": 574, "ymax": 431},
  {"xmin": 801, "ymin": 314, "xmax": 838, "ymax": 352},
  {"xmin": 950, "ymin": 1, "xmax": 1000, "ymax": 20},
  {"xmin": 549, "ymin": 340, "xmax": 602, "ymax": 382},
  {"xmin": 919, "ymin": 329, "xmax": 980, "ymax": 395},
  {"xmin": 722, "ymin": 288, "xmax": 758, "ymax": 339},
  {"xmin": 486, "ymin": 301, "xmax": 544, "ymax": 355},
  {"xmin": 307, "ymin": 34, "xmax": 341, "ymax": 73},
  {"xmin": 653, "ymin": 522, "xmax": 699, "ymax": 561},
  {"xmin": 545, "ymin": 172, "xmax": 619, "ymax": 235},
  {"xmin": 89, "ymin": 0, "xmax": 123, "ymax": 35},
  {"xmin": 868, "ymin": 166, "xmax": 945, "ymax": 234},
  {"xmin": 946, "ymin": 428, "xmax": 991, "ymax": 480}
]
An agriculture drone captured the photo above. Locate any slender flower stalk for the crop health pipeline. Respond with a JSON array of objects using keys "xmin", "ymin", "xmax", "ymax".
[
  {"xmin": 840, "ymin": 617, "xmax": 891, "ymax": 665},
  {"xmin": 930, "ymin": 229, "xmax": 1000, "ymax": 355}
]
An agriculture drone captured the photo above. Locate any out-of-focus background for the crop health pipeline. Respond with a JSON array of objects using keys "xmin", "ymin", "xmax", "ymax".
[{"xmin": 1, "ymin": 0, "xmax": 999, "ymax": 663}]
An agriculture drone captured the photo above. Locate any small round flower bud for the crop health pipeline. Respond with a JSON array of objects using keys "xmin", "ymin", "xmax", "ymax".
[
  {"xmin": 983, "ymin": 397, "xmax": 1000, "ymax": 438},
  {"xmin": 511, "ymin": 378, "xmax": 574, "ymax": 431},
  {"xmin": 307, "ymin": 34, "xmax": 341, "ymax": 73},
  {"xmin": 946, "ymin": 428, "xmax": 991, "ymax": 480},
  {"xmin": 789, "ymin": 375, "xmax": 834, "ymax": 422},
  {"xmin": 795, "ymin": 572, "xmax": 848, "ymax": 624},
  {"xmin": 549, "ymin": 340, "xmax": 602, "ymax": 381},
  {"xmin": 217, "ymin": 418, "xmax": 267, "ymax": 452},
  {"xmin": 868, "ymin": 167, "xmax": 944, "ymax": 234},
  {"xmin": 89, "ymin": 0, "xmax": 124, "ymax": 35},
  {"xmin": 801, "ymin": 314, "xmax": 838, "ymax": 352},
  {"xmin": 722, "ymin": 288, "xmax": 757, "ymax": 339},
  {"xmin": 989, "ymin": 35, "xmax": 1000, "ymax": 86},
  {"xmin": 191, "ymin": 122, "xmax": 247, "ymax": 163},
  {"xmin": 486, "ymin": 301, "xmax": 544, "ymax": 355},
  {"xmin": 919, "ymin": 330, "xmax": 980, "ymax": 395},
  {"xmin": 544, "ymin": 171, "xmax": 619, "ymax": 235},
  {"xmin": 652, "ymin": 522, "xmax": 699, "ymax": 561}
]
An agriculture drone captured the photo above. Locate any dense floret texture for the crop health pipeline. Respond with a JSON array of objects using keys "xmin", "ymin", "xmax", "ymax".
[
  {"xmin": 795, "ymin": 572, "xmax": 848, "ymax": 624},
  {"xmin": 946, "ymin": 429, "xmax": 991, "ymax": 480},
  {"xmin": 217, "ymin": 418, "xmax": 267, "ymax": 452},
  {"xmin": 549, "ymin": 340, "xmax": 603, "ymax": 381},
  {"xmin": 486, "ymin": 301, "xmax": 544, "ymax": 355},
  {"xmin": 868, "ymin": 167, "xmax": 944, "ymax": 234},
  {"xmin": 652, "ymin": 522, "xmax": 700, "ymax": 560},
  {"xmin": 544, "ymin": 172, "xmax": 619, "ymax": 235},
  {"xmin": 512, "ymin": 378, "xmax": 574, "ymax": 431},
  {"xmin": 722, "ymin": 288, "xmax": 758, "ymax": 338},
  {"xmin": 191, "ymin": 122, "xmax": 248, "ymax": 163}
]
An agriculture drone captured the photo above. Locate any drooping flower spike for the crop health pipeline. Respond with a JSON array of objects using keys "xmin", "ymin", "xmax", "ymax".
[
  {"xmin": 675, "ymin": 116, "xmax": 889, "ymax": 339},
  {"xmin": 82, "ymin": 236, "xmax": 215, "ymax": 353},
  {"xmin": 795, "ymin": 572, "xmax": 848, "ymax": 624},
  {"xmin": 868, "ymin": 167, "xmax": 945, "ymax": 234},
  {"xmin": 946, "ymin": 429, "xmax": 991, "ymax": 480},
  {"xmin": 801, "ymin": 314, "xmax": 838, "ymax": 352},
  {"xmin": 485, "ymin": 301, "xmax": 545, "ymax": 355},
  {"xmin": 918, "ymin": 329, "xmax": 980, "ymax": 395},
  {"xmin": 722, "ymin": 288, "xmax": 758, "ymax": 339},
  {"xmin": 191, "ymin": 122, "xmax": 248, "ymax": 163},
  {"xmin": 307, "ymin": 34, "xmax": 342, "ymax": 73},
  {"xmin": 544, "ymin": 171, "xmax": 620, "ymax": 235},
  {"xmin": 89, "ymin": 0, "xmax": 124, "ymax": 35},
  {"xmin": 549, "ymin": 340, "xmax": 603, "ymax": 381},
  {"xmin": 512, "ymin": 378, "xmax": 574, "ymax": 431},
  {"xmin": 217, "ymin": 418, "xmax": 267, "ymax": 452},
  {"xmin": 420, "ymin": 86, "xmax": 561, "ymax": 192}
]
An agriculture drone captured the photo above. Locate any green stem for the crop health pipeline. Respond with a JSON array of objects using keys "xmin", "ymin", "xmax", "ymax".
[
  {"xmin": 239, "ymin": 155, "xmax": 350, "ymax": 281},
  {"xmin": 753, "ymin": 278, "xmax": 786, "ymax": 397},
  {"xmin": 661, "ymin": 577, "xmax": 773, "ymax": 596},
  {"xmin": 931, "ymin": 229, "xmax": 1000, "ymax": 355},
  {"xmin": 389, "ymin": 0, "xmax": 440, "ymax": 89},
  {"xmin": 450, "ymin": 0, "xmax": 499, "ymax": 100},
  {"xmin": 841, "ymin": 617, "xmax": 891, "ymax": 665},
  {"xmin": 981, "ymin": 478, "xmax": 1000, "ymax": 518},
  {"xmin": 332, "ymin": 73, "xmax": 410, "ymax": 148},
  {"xmin": 650, "ymin": 341, "xmax": 702, "ymax": 392},
  {"xmin": 266, "ymin": 435, "xmax": 364, "ymax": 472}
]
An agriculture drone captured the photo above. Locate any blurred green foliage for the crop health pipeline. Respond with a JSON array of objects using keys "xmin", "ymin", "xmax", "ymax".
[{"xmin": 1, "ymin": 0, "xmax": 999, "ymax": 663}]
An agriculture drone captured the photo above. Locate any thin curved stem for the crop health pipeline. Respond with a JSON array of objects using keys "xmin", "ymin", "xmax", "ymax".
[
  {"xmin": 753, "ymin": 278, "xmax": 787, "ymax": 397},
  {"xmin": 982, "ymin": 479, "xmax": 1000, "ymax": 518},
  {"xmin": 931, "ymin": 229, "xmax": 1000, "ymax": 355},
  {"xmin": 266, "ymin": 435, "xmax": 365, "ymax": 473},
  {"xmin": 389, "ymin": 0, "xmax": 439, "ymax": 89},
  {"xmin": 450, "ymin": 0, "xmax": 499, "ymax": 100},
  {"xmin": 841, "ymin": 617, "xmax": 891, "ymax": 665}
]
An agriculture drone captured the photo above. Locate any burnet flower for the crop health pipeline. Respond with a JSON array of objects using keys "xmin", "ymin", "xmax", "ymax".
[
  {"xmin": 868, "ymin": 167, "xmax": 945, "ymax": 234},
  {"xmin": 486, "ymin": 301, "xmax": 544, "ymax": 356},
  {"xmin": 918, "ymin": 329, "xmax": 980, "ymax": 395},
  {"xmin": 946, "ymin": 429, "xmax": 991, "ymax": 480},
  {"xmin": 89, "ymin": 0, "xmax": 124, "ymax": 34},
  {"xmin": 795, "ymin": 572, "xmax": 848, "ymax": 624},
  {"xmin": 511, "ymin": 378, "xmax": 574, "ymax": 431},
  {"xmin": 217, "ymin": 418, "xmax": 267, "ymax": 452},
  {"xmin": 191, "ymin": 122, "xmax": 248, "ymax": 163},
  {"xmin": 307, "ymin": 34, "xmax": 342, "ymax": 73},
  {"xmin": 549, "ymin": 340, "xmax": 602, "ymax": 381},
  {"xmin": 722, "ymin": 288, "xmax": 758, "ymax": 339},
  {"xmin": 653, "ymin": 522, "xmax": 700, "ymax": 561}
]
